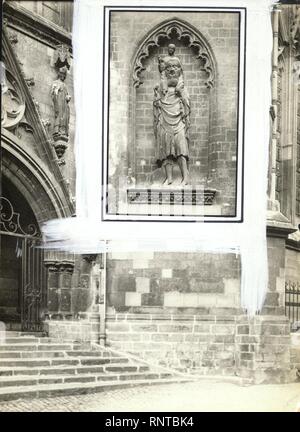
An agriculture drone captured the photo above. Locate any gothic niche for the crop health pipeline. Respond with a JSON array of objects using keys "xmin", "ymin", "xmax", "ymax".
[
  {"xmin": 51, "ymin": 44, "xmax": 71, "ymax": 160},
  {"xmin": 127, "ymin": 20, "xmax": 217, "ymax": 206}
]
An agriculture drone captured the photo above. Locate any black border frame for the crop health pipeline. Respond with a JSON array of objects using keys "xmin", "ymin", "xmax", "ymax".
[{"xmin": 102, "ymin": 6, "xmax": 247, "ymax": 224}]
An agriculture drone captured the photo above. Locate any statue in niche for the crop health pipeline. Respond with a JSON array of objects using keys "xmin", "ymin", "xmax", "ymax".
[
  {"xmin": 51, "ymin": 66, "xmax": 71, "ymax": 143},
  {"xmin": 153, "ymin": 44, "xmax": 190, "ymax": 185}
]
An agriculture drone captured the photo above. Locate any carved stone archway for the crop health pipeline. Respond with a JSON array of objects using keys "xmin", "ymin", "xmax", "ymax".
[
  {"xmin": 129, "ymin": 18, "xmax": 217, "ymax": 181},
  {"xmin": 1, "ymin": 132, "xmax": 72, "ymax": 225},
  {"xmin": 132, "ymin": 18, "xmax": 217, "ymax": 89}
]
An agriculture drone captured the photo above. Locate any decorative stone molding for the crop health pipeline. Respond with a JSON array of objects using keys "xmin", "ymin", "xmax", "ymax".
[
  {"xmin": 53, "ymin": 141, "xmax": 68, "ymax": 159},
  {"xmin": 291, "ymin": 6, "xmax": 300, "ymax": 54},
  {"xmin": 1, "ymin": 67, "xmax": 34, "ymax": 137},
  {"xmin": 41, "ymin": 118, "xmax": 51, "ymax": 132},
  {"xmin": 3, "ymin": 1, "xmax": 72, "ymax": 49},
  {"xmin": 132, "ymin": 19, "xmax": 216, "ymax": 89},
  {"xmin": 2, "ymin": 29, "xmax": 74, "ymax": 218},
  {"xmin": 83, "ymin": 254, "xmax": 99, "ymax": 263},
  {"xmin": 43, "ymin": 260, "xmax": 60, "ymax": 273},
  {"xmin": 293, "ymin": 61, "xmax": 300, "ymax": 83},
  {"xmin": 25, "ymin": 77, "xmax": 35, "ymax": 87},
  {"xmin": 8, "ymin": 32, "xmax": 18, "ymax": 45}
]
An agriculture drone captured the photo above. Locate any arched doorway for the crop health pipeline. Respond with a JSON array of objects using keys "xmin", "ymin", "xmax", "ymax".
[{"xmin": 0, "ymin": 177, "xmax": 46, "ymax": 331}]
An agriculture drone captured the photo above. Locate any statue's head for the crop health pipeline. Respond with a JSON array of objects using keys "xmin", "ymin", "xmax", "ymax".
[
  {"xmin": 168, "ymin": 44, "xmax": 176, "ymax": 56},
  {"xmin": 165, "ymin": 58, "xmax": 181, "ymax": 80},
  {"xmin": 58, "ymin": 67, "xmax": 67, "ymax": 81}
]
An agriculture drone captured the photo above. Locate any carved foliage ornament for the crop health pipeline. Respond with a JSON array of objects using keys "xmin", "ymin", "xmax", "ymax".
[
  {"xmin": 291, "ymin": 6, "xmax": 300, "ymax": 56},
  {"xmin": 53, "ymin": 44, "xmax": 71, "ymax": 71},
  {"xmin": 1, "ymin": 66, "xmax": 34, "ymax": 137},
  {"xmin": 133, "ymin": 20, "xmax": 216, "ymax": 89}
]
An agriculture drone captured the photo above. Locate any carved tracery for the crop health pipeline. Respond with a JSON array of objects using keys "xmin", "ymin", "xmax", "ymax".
[
  {"xmin": 132, "ymin": 19, "xmax": 216, "ymax": 89},
  {"xmin": 1, "ymin": 67, "xmax": 34, "ymax": 137}
]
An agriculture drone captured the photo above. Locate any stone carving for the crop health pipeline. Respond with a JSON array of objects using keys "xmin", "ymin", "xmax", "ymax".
[
  {"xmin": 291, "ymin": 7, "xmax": 300, "ymax": 52},
  {"xmin": 51, "ymin": 66, "xmax": 71, "ymax": 158},
  {"xmin": 153, "ymin": 44, "xmax": 190, "ymax": 185},
  {"xmin": 8, "ymin": 32, "xmax": 18, "ymax": 45},
  {"xmin": 53, "ymin": 44, "xmax": 71, "ymax": 70},
  {"xmin": 127, "ymin": 188, "xmax": 216, "ymax": 205},
  {"xmin": 1, "ymin": 66, "xmax": 34, "ymax": 136},
  {"xmin": 133, "ymin": 20, "xmax": 216, "ymax": 89},
  {"xmin": 25, "ymin": 77, "xmax": 35, "ymax": 87}
]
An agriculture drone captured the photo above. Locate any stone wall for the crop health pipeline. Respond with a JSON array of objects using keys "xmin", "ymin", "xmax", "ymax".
[
  {"xmin": 107, "ymin": 251, "xmax": 241, "ymax": 311},
  {"xmin": 105, "ymin": 313, "xmax": 297, "ymax": 383},
  {"xmin": 285, "ymin": 247, "xmax": 300, "ymax": 283},
  {"xmin": 262, "ymin": 236, "xmax": 286, "ymax": 315},
  {"xmin": 44, "ymin": 314, "xmax": 99, "ymax": 343}
]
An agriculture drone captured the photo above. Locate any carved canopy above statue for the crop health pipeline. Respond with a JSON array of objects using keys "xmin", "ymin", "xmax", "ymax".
[{"xmin": 132, "ymin": 18, "xmax": 217, "ymax": 89}]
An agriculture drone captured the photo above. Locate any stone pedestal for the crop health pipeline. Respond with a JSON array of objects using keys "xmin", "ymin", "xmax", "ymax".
[{"xmin": 121, "ymin": 187, "xmax": 221, "ymax": 216}]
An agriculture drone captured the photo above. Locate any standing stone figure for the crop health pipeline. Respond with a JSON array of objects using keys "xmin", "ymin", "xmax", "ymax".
[
  {"xmin": 51, "ymin": 66, "xmax": 71, "ymax": 142},
  {"xmin": 153, "ymin": 44, "xmax": 190, "ymax": 185}
]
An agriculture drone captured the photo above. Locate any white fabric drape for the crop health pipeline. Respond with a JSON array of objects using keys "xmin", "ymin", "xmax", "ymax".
[{"xmin": 42, "ymin": 0, "xmax": 274, "ymax": 315}]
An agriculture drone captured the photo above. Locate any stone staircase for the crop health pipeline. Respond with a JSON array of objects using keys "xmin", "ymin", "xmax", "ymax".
[{"xmin": 0, "ymin": 332, "xmax": 190, "ymax": 401}]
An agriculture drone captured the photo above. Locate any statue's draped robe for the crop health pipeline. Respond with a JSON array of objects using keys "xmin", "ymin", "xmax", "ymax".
[
  {"xmin": 154, "ymin": 69, "xmax": 190, "ymax": 167},
  {"xmin": 51, "ymin": 79, "xmax": 70, "ymax": 140}
]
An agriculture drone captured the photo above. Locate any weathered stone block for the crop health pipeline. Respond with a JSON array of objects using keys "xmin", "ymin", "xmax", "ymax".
[
  {"xmin": 162, "ymin": 269, "xmax": 172, "ymax": 278},
  {"xmin": 47, "ymin": 288, "xmax": 59, "ymax": 312},
  {"xmin": 60, "ymin": 289, "xmax": 71, "ymax": 312},
  {"xmin": 136, "ymin": 277, "xmax": 150, "ymax": 293},
  {"xmin": 125, "ymin": 292, "xmax": 141, "ymax": 307},
  {"xmin": 237, "ymin": 325, "xmax": 249, "ymax": 335},
  {"xmin": 106, "ymin": 322, "xmax": 130, "ymax": 332}
]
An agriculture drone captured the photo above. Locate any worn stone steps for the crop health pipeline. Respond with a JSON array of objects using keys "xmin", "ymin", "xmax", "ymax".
[
  {"xmin": 0, "ymin": 363, "xmax": 148, "ymax": 377},
  {"xmin": 0, "ymin": 332, "xmax": 185, "ymax": 401},
  {"xmin": 0, "ymin": 371, "xmax": 173, "ymax": 388},
  {"xmin": 0, "ymin": 377, "xmax": 191, "ymax": 402},
  {"xmin": 0, "ymin": 350, "xmax": 120, "ymax": 359},
  {"xmin": 0, "ymin": 343, "xmax": 75, "ymax": 351},
  {"xmin": 0, "ymin": 357, "xmax": 130, "ymax": 368},
  {"xmin": 0, "ymin": 351, "xmax": 66, "ymax": 359}
]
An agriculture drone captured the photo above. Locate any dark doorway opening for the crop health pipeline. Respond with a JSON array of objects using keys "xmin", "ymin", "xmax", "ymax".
[{"xmin": 0, "ymin": 177, "xmax": 46, "ymax": 331}]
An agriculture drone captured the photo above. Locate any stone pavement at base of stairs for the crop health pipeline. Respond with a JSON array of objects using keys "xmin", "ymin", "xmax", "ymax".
[{"xmin": 0, "ymin": 381, "xmax": 299, "ymax": 412}]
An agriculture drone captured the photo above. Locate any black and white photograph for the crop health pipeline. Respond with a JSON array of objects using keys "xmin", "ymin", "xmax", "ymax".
[
  {"xmin": 103, "ymin": 6, "xmax": 245, "ymax": 221},
  {"xmin": 0, "ymin": 0, "xmax": 300, "ymax": 415}
]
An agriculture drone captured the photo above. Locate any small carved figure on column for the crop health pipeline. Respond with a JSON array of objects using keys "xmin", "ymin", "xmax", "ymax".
[
  {"xmin": 153, "ymin": 44, "xmax": 190, "ymax": 185},
  {"xmin": 51, "ymin": 66, "xmax": 71, "ymax": 148}
]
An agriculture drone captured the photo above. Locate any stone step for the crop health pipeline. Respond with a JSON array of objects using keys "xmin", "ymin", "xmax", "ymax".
[
  {"xmin": 65, "ymin": 350, "xmax": 121, "ymax": 358},
  {"xmin": 0, "ymin": 356, "xmax": 130, "ymax": 368},
  {"xmin": 0, "ymin": 362, "xmax": 147, "ymax": 377},
  {"xmin": 0, "ymin": 351, "xmax": 66, "ymax": 359},
  {"xmin": 0, "ymin": 334, "xmax": 181, "ymax": 401},
  {"xmin": 0, "ymin": 343, "xmax": 75, "ymax": 351},
  {"xmin": 0, "ymin": 377, "xmax": 190, "ymax": 401},
  {"xmin": 0, "ymin": 371, "xmax": 173, "ymax": 388},
  {"xmin": 2, "ymin": 338, "xmax": 42, "ymax": 344},
  {"xmin": 3, "ymin": 332, "xmax": 44, "ymax": 337},
  {"xmin": 103, "ymin": 364, "xmax": 149, "ymax": 373}
]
